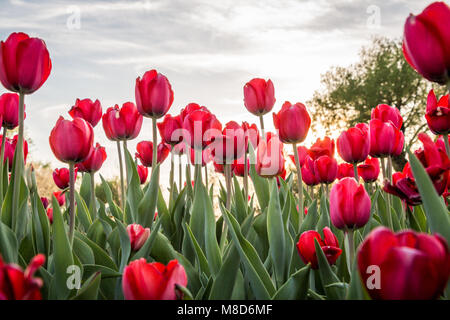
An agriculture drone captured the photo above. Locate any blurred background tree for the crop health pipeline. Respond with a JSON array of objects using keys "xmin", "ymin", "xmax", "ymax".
[{"xmin": 309, "ymin": 37, "xmax": 447, "ymax": 171}]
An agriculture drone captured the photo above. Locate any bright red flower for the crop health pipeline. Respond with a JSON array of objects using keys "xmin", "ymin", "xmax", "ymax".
[
  {"xmin": 53, "ymin": 191, "xmax": 65, "ymax": 207},
  {"xmin": 157, "ymin": 114, "xmax": 184, "ymax": 146},
  {"xmin": 53, "ymin": 167, "xmax": 77, "ymax": 189},
  {"xmin": 273, "ymin": 101, "xmax": 311, "ymax": 144},
  {"xmin": 213, "ymin": 160, "xmax": 225, "ymax": 174},
  {"xmin": 288, "ymin": 145, "xmax": 308, "ymax": 168},
  {"xmin": 296, "ymin": 227, "xmax": 342, "ymax": 269},
  {"xmin": 172, "ymin": 142, "xmax": 186, "ymax": 156},
  {"xmin": 357, "ymin": 157, "xmax": 380, "ymax": 183},
  {"xmin": 314, "ymin": 155, "xmax": 338, "ymax": 184},
  {"xmin": 179, "ymin": 103, "xmax": 210, "ymax": 122},
  {"xmin": 40, "ymin": 197, "xmax": 49, "ymax": 209},
  {"xmin": 182, "ymin": 109, "xmax": 222, "ymax": 150},
  {"xmin": 243, "ymin": 78, "xmax": 275, "ymax": 116},
  {"xmin": 122, "ymin": 259, "xmax": 187, "ymax": 300},
  {"xmin": 232, "ymin": 157, "xmax": 249, "ymax": 177},
  {"xmin": 256, "ymin": 133, "xmax": 285, "ymax": 178},
  {"xmin": 403, "ymin": 2, "xmax": 450, "ymax": 84},
  {"xmin": 371, "ymin": 104, "xmax": 403, "ymax": 129},
  {"xmin": 308, "ymin": 137, "xmax": 335, "ymax": 160},
  {"xmin": 49, "ymin": 116, "xmax": 94, "ymax": 164},
  {"xmin": 137, "ymin": 165, "xmax": 148, "ymax": 185},
  {"xmin": 425, "ymin": 89, "xmax": 450, "ymax": 135},
  {"xmin": 127, "ymin": 224, "xmax": 150, "ymax": 251},
  {"xmin": 0, "ymin": 254, "xmax": 45, "ymax": 300},
  {"xmin": 0, "ymin": 93, "xmax": 26, "ymax": 129},
  {"xmin": 211, "ymin": 121, "xmax": 246, "ymax": 164},
  {"xmin": 0, "ymin": 32, "xmax": 51, "ymax": 94},
  {"xmin": 337, "ymin": 124, "xmax": 369, "ymax": 164},
  {"xmin": 241, "ymin": 121, "xmax": 260, "ymax": 150},
  {"xmin": 76, "ymin": 143, "xmax": 107, "ymax": 173},
  {"xmin": 358, "ymin": 227, "xmax": 450, "ymax": 299},
  {"xmin": 135, "ymin": 70, "xmax": 173, "ymax": 119},
  {"xmin": 46, "ymin": 208, "xmax": 53, "ymax": 224},
  {"xmin": 337, "ymin": 163, "xmax": 355, "ymax": 180},
  {"xmin": 136, "ymin": 141, "xmax": 170, "ymax": 167},
  {"xmin": 102, "ymin": 102, "xmax": 143, "ymax": 141},
  {"xmin": 69, "ymin": 98, "xmax": 102, "ymax": 128},
  {"xmin": 369, "ymin": 119, "xmax": 404, "ymax": 158},
  {"xmin": 2, "ymin": 134, "xmax": 28, "ymax": 169},
  {"xmin": 301, "ymin": 156, "xmax": 320, "ymax": 186}
]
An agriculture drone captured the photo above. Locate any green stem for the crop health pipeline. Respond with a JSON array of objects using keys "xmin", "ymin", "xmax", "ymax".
[
  {"xmin": 353, "ymin": 163, "xmax": 359, "ymax": 182},
  {"xmin": 68, "ymin": 162, "xmax": 76, "ymax": 246},
  {"xmin": 123, "ymin": 140, "xmax": 129, "ymax": 187},
  {"xmin": 381, "ymin": 157, "xmax": 393, "ymax": 230},
  {"xmin": 0, "ymin": 127, "xmax": 7, "ymax": 205},
  {"xmin": 117, "ymin": 141, "xmax": 126, "ymax": 213},
  {"xmin": 179, "ymin": 154, "xmax": 182, "ymax": 190},
  {"xmin": 293, "ymin": 143, "xmax": 304, "ymax": 228},
  {"xmin": 346, "ymin": 229, "xmax": 355, "ymax": 269},
  {"xmin": 170, "ymin": 149, "xmax": 175, "ymax": 194},
  {"xmin": 204, "ymin": 165, "xmax": 208, "ymax": 192},
  {"xmin": 90, "ymin": 172, "xmax": 96, "ymax": 220},
  {"xmin": 443, "ymin": 134, "xmax": 450, "ymax": 158},
  {"xmin": 259, "ymin": 115, "xmax": 265, "ymax": 139},
  {"xmin": 220, "ymin": 164, "xmax": 232, "ymax": 251},
  {"xmin": 243, "ymin": 149, "xmax": 248, "ymax": 202},
  {"xmin": 11, "ymin": 92, "xmax": 24, "ymax": 229},
  {"xmin": 152, "ymin": 118, "xmax": 157, "ymax": 173}
]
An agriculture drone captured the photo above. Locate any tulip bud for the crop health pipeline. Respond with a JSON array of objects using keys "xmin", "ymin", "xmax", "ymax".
[
  {"xmin": 241, "ymin": 121, "xmax": 260, "ymax": 150},
  {"xmin": 357, "ymin": 157, "xmax": 380, "ymax": 183},
  {"xmin": 157, "ymin": 114, "xmax": 184, "ymax": 146},
  {"xmin": 273, "ymin": 101, "xmax": 311, "ymax": 144},
  {"xmin": 53, "ymin": 167, "xmax": 77, "ymax": 189},
  {"xmin": 182, "ymin": 108, "xmax": 222, "ymax": 150},
  {"xmin": 289, "ymin": 145, "xmax": 308, "ymax": 167},
  {"xmin": 369, "ymin": 119, "xmax": 404, "ymax": 158},
  {"xmin": 211, "ymin": 121, "xmax": 246, "ymax": 164},
  {"xmin": 69, "ymin": 98, "xmax": 102, "ymax": 128},
  {"xmin": 137, "ymin": 165, "xmax": 148, "ymax": 185},
  {"xmin": 136, "ymin": 141, "xmax": 170, "ymax": 167},
  {"xmin": 330, "ymin": 177, "xmax": 371, "ymax": 230},
  {"xmin": 314, "ymin": 155, "xmax": 337, "ymax": 184},
  {"xmin": 40, "ymin": 197, "xmax": 49, "ymax": 209},
  {"xmin": 76, "ymin": 143, "xmax": 107, "ymax": 173},
  {"xmin": 122, "ymin": 259, "xmax": 187, "ymax": 300},
  {"xmin": 2, "ymin": 134, "xmax": 28, "ymax": 170},
  {"xmin": 0, "ymin": 32, "xmax": 51, "ymax": 94},
  {"xmin": 337, "ymin": 124, "xmax": 369, "ymax": 164},
  {"xmin": 46, "ymin": 208, "xmax": 53, "ymax": 224},
  {"xmin": 127, "ymin": 224, "xmax": 150, "ymax": 251},
  {"xmin": 256, "ymin": 134, "xmax": 285, "ymax": 178},
  {"xmin": 232, "ymin": 157, "xmax": 249, "ymax": 177},
  {"xmin": 308, "ymin": 137, "xmax": 335, "ymax": 160},
  {"xmin": 371, "ymin": 104, "xmax": 403, "ymax": 129},
  {"xmin": 53, "ymin": 191, "xmax": 65, "ymax": 207},
  {"xmin": 337, "ymin": 163, "xmax": 355, "ymax": 180},
  {"xmin": 102, "ymin": 102, "xmax": 143, "ymax": 141},
  {"xmin": 0, "ymin": 93, "xmax": 26, "ymax": 129},
  {"xmin": 425, "ymin": 89, "xmax": 450, "ymax": 135},
  {"xmin": 301, "ymin": 156, "xmax": 320, "ymax": 186},
  {"xmin": 243, "ymin": 78, "xmax": 275, "ymax": 116}
]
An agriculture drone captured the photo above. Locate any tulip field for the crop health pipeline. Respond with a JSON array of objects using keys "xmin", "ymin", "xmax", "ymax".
[{"xmin": 0, "ymin": 1, "xmax": 449, "ymax": 302}]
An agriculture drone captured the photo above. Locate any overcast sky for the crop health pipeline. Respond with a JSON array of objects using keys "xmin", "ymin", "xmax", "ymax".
[{"xmin": 0, "ymin": 0, "xmax": 433, "ymax": 182}]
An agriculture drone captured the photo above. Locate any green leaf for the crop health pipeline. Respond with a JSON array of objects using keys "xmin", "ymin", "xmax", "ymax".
[
  {"xmin": 100, "ymin": 175, "xmax": 123, "ymax": 222},
  {"xmin": 82, "ymin": 264, "xmax": 122, "ymax": 280},
  {"xmin": 131, "ymin": 217, "xmax": 162, "ymax": 261},
  {"xmin": 316, "ymin": 193, "xmax": 330, "ymax": 231},
  {"xmin": 233, "ymin": 176, "xmax": 247, "ymax": 223},
  {"xmin": 31, "ymin": 191, "xmax": 50, "ymax": 259},
  {"xmin": 137, "ymin": 164, "xmax": 159, "ymax": 227},
  {"xmin": 272, "ymin": 265, "xmax": 310, "ymax": 300},
  {"xmin": 0, "ymin": 221, "xmax": 18, "ymax": 263},
  {"xmin": 73, "ymin": 237, "xmax": 95, "ymax": 265},
  {"xmin": 75, "ymin": 192, "xmax": 92, "ymax": 232},
  {"xmin": 79, "ymin": 172, "xmax": 92, "ymax": 207},
  {"xmin": 248, "ymin": 143, "xmax": 270, "ymax": 211},
  {"xmin": 116, "ymin": 221, "xmax": 131, "ymax": 272},
  {"xmin": 72, "ymin": 272, "xmax": 101, "ymax": 300},
  {"xmin": 184, "ymin": 223, "xmax": 211, "ymax": 277},
  {"xmin": 314, "ymin": 239, "xmax": 345, "ymax": 299},
  {"xmin": 125, "ymin": 148, "xmax": 144, "ymax": 223},
  {"xmin": 300, "ymin": 200, "xmax": 318, "ymax": 234},
  {"xmin": 75, "ymin": 232, "xmax": 118, "ymax": 271}
]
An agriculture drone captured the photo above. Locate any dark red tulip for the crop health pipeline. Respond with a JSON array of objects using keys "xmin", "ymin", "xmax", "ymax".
[
  {"xmin": 137, "ymin": 165, "xmax": 148, "ymax": 185},
  {"xmin": 232, "ymin": 157, "xmax": 249, "ymax": 177},
  {"xmin": 403, "ymin": 2, "xmax": 450, "ymax": 84},
  {"xmin": 53, "ymin": 191, "xmax": 65, "ymax": 207},
  {"xmin": 0, "ymin": 254, "xmax": 45, "ymax": 300},
  {"xmin": 127, "ymin": 224, "xmax": 150, "ymax": 251},
  {"xmin": 211, "ymin": 121, "xmax": 246, "ymax": 164},
  {"xmin": 256, "ymin": 133, "xmax": 285, "ymax": 178},
  {"xmin": 243, "ymin": 78, "xmax": 275, "ymax": 116},
  {"xmin": 182, "ymin": 109, "xmax": 222, "ymax": 150},
  {"xmin": 273, "ymin": 101, "xmax": 311, "ymax": 144},
  {"xmin": 180, "ymin": 103, "xmax": 210, "ymax": 122},
  {"xmin": 383, "ymin": 164, "xmax": 422, "ymax": 206},
  {"xmin": 358, "ymin": 227, "xmax": 450, "ymax": 300},
  {"xmin": 0, "ymin": 93, "xmax": 25, "ymax": 129},
  {"xmin": 426, "ymin": 89, "xmax": 449, "ymax": 135},
  {"xmin": 53, "ymin": 167, "xmax": 78, "ymax": 189},
  {"xmin": 337, "ymin": 124, "xmax": 369, "ymax": 164},
  {"xmin": 172, "ymin": 142, "xmax": 186, "ymax": 156},
  {"xmin": 296, "ymin": 227, "xmax": 342, "ymax": 269},
  {"xmin": 308, "ymin": 137, "xmax": 335, "ymax": 160},
  {"xmin": 241, "ymin": 121, "xmax": 260, "ymax": 150},
  {"xmin": 288, "ymin": 145, "xmax": 308, "ymax": 168},
  {"xmin": 40, "ymin": 197, "xmax": 49, "ymax": 209},
  {"xmin": 49, "ymin": 116, "xmax": 94, "ymax": 164},
  {"xmin": 102, "ymin": 102, "xmax": 143, "ymax": 141},
  {"xmin": 0, "ymin": 32, "xmax": 51, "ymax": 94},
  {"xmin": 330, "ymin": 177, "xmax": 371, "ymax": 230},
  {"xmin": 369, "ymin": 119, "xmax": 404, "ymax": 158},
  {"xmin": 371, "ymin": 104, "xmax": 403, "ymax": 129},
  {"xmin": 2, "ymin": 134, "xmax": 28, "ymax": 169},
  {"xmin": 213, "ymin": 161, "xmax": 225, "ymax": 174},
  {"xmin": 46, "ymin": 208, "xmax": 53, "ymax": 224},
  {"xmin": 122, "ymin": 259, "xmax": 187, "ymax": 300},
  {"xmin": 357, "ymin": 157, "xmax": 380, "ymax": 183},
  {"xmin": 69, "ymin": 98, "xmax": 102, "ymax": 128},
  {"xmin": 136, "ymin": 141, "xmax": 170, "ymax": 167},
  {"xmin": 189, "ymin": 147, "xmax": 211, "ymax": 167},
  {"xmin": 76, "ymin": 143, "xmax": 107, "ymax": 173},
  {"xmin": 314, "ymin": 155, "xmax": 338, "ymax": 184},
  {"xmin": 337, "ymin": 163, "xmax": 355, "ymax": 180},
  {"xmin": 135, "ymin": 70, "xmax": 173, "ymax": 119},
  {"xmin": 157, "ymin": 114, "xmax": 184, "ymax": 146},
  {"xmin": 301, "ymin": 156, "xmax": 320, "ymax": 186}
]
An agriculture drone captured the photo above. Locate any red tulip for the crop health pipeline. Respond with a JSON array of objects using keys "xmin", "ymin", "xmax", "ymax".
[
  {"xmin": 0, "ymin": 254, "xmax": 45, "ymax": 300},
  {"xmin": 301, "ymin": 156, "xmax": 320, "ymax": 186},
  {"xmin": 136, "ymin": 141, "xmax": 170, "ymax": 167},
  {"xmin": 330, "ymin": 177, "xmax": 371, "ymax": 230},
  {"xmin": 273, "ymin": 101, "xmax": 311, "ymax": 144},
  {"xmin": 49, "ymin": 116, "xmax": 94, "ymax": 164},
  {"xmin": 296, "ymin": 227, "xmax": 342, "ymax": 269},
  {"xmin": 383, "ymin": 164, "xmax": 422, "ymax": 206},
  {"xmin": 256, "ymin": 133, "xmax": 285, "ymax": 178},
  {"xmin": 53, "ymin": 191, "xmax": 65, "ymax": 207},
  {"xmin": 308, "ymin": 137, "xmax": 335, "ymax": 160},
  {"xmin": 337, "ymin": 124, "xmax": 369, "ymax": 164},
  {"xmin": 179, "ymin": 103, "xmax": 210, "ymax": 122},
  {"xmin": 242, "ymin": 121, "xmax": 260, "ymax": 150},
  {"xmin": 102, "ymin": 102, "xmax": 143, "ymax": 141},
  {"xmin": 127, "ymin": 224, "xmax": 150, "ymax": 251},
  {"xmin": 403, "ymin": 2, "xmax": 450, "ymax": 84},
  {"xmin": 369, "ymin": 119, "xmax": 404, "ymax": 158},
  {"xmin": 182, "ymin": 109, "xmax": 222, "ymax": 150},
  {"xmin": 53, "ymin": 167, "xmax": 78, "ymax": 189},
  {"xmin": 135, "ymin": 70, "xmax": 173, "ymax": 119},
  {"xmin": 157, "ymin": 114, "xmax": 184, "ymax": 146},
  {"xmin": 137, "ymin": 165, "xmax": 148, "ymax": 184},
  {"xmin": 243, "ymin": 78, "xmax": 275, "ymax": 116},
  {"xmin": 46, "ymin": 208, "xmax": 53, "ymax": 224},
  {"xmin": 2, "ymin": 134, "xmax": 28, "ymax": 169},
  {"xmin": 314, "ymin": 155, "xmax": 338, "ymax": 184},
  {"xmin": 288, "ymin": 145, "xmax": 308, "ymax": 167},
  {"xmin": 0, "ymin": 32, "xmax": 51, "ymax": 94},
  {"xmin": 122, "ymin": 259, "xmax": 187, "ymax": 300},
  {"xmin": 358, "ymin": 227, "xmax": 450, "ymax": 299},
  {"xmin": 172, "ymin": 142, "xmax": 186, "ymax": 156},
  {"xmin": 76, "ymin": 143, "xmax": 107, "ymax": 173},
  {"xmin": 211, "ymin": 121, "xmax": 246, "ymax": 164},
  {"xmin": 0, "ymin": 93, "xmax": 26, "ymax": 129},
  {"xmin": 371, "ymin": 104, "xmax": 403, "ymax": 129},
  {"xmin": 40, "ymin": 197, "xmax": 49, "ymax": 209},
  {"xmin": 69, "ymin": 98, "xmax": 102, "ymax": 128},
  {"xmin": 426, "ymin": 89, "xmax": 450, "ymax": 135},
  {"xmin": 213, "ymin": 160, "xmax": 225, "ymax": 174},
  {"xmin": 337, "ymin": 163, "xmax": 355, "ymax": 180},
  {"xmin": 232, "ymin": 157, "xmax": 249, "ymax": 177},
  {"xmin": 357, "ymin": 157, "xmax": 380, "ymax": 183},
  {"xmin": 189, "ymin": 147, "xmax": 211, "ymax": 167}
]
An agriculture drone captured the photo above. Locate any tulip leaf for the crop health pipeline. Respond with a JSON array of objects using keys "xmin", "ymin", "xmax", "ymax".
[
  {"xmin": 30, "ymin": 191, "xmax": 50, "ymax": 259},
  {"xmin": 346, "ymin": 259, "xmax": 368, "ymax": 300},
  {"xmin": 131, "ymin": 217, "xmax": 162, "ymax": 261},
  {"xmin": 248, "ymin": 144, "xmax": 270, "ymax": 211},
  {"xmin": 124, "ymin": 148, "xmax": 144, "ymax": 223},
  {"xmin": 73, "ymin": 236, "xmax": 95, "ymax": 265},
  {"xmin": 0, "ymin": 221, "xmax": 18, "ymax": 263},
  {"xmin": 75, "ymin": 232, "xmax": 118, "ymax": 271},
  {"xmin": 233, "ymin": 176, "xmax": 247, "ymax": 223},
  {"xmin": 272, "ymin": 265, "xmax": 310, "ymax": 300},
  {"xmin": 408, "ymin": 150, "xmax": 450, "ymax": 242},
  {"xmin": 75, "ymin": 192, "xmax": 92, "ymax": 232},
  {"xmin": 116, "ymin": 221, "xmax": 131, "ymax": 272},
  {"xmin": 316, "ymin": 192, "xmax": 330, "ymax": 231},
  {"xmin": 100, "ymin": 175, "xmax": 122, "ymax": 222},
  {"xmin": 300, "ymin": 200, "xmax": 318, "ymax": 234},
  {"xmin": 72, "ymin": 272, "xmax": 101, "ymax": 300},
  {"xmin": 79, "ymin": 173, "xmax": 92, "ymax": 207},
  {"xmin": 184, "ymin": 223, "xmax": 211, "ymax": 277},
  {"xmin": 137, "ymin": 164, "xmax": 160, "ymax": 228},
  {"xmin": 82, "ymin": 264, "xmax": 123, "ymax": 281}
]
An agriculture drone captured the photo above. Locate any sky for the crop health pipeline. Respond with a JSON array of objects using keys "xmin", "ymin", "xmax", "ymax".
[{"xmin": 0, "ymin": 0, "xmax": 434, "ymax": 184}]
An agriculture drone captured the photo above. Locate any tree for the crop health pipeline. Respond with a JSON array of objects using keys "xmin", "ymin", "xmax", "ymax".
[{"xmin": 309, "ymin": 37, "xmax": 446, "ymax": 171}]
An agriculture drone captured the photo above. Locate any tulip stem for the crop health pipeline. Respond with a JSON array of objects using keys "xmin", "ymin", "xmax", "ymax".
[
  {"xmin": 68, "ymin": 162, "xmax": 76, "ymax": 246},
  {"xmin": 381, "ymin": 157, "xmax": 393, "ymax": 230},
  {"xmin": 259, "ymin": 115, "xmax": 265, "ymax": 138},
  {"xmin": 353, "ymin": 163, "xmax": 359, "ymax": 182},
  {"xmin": 11, "ymin": 92, "xmax": 24, "ymax": 230},
  {"xmin": 90, "ymin": 172, "xmax": 96, "ymax": 220},
  {"xmin": 123, "ymin": 140, "xmax": 129, "ymax": 187},
  {"xmin": 346, "ymin": 229, "xmax": 355, "ymax": 269},
  {"xmin": 243, "ymin": 149, "xmax": 249, "ymax": 203},
  {"xmin": 204, "ymin": 165, "xmax": 208, "ymax": 192},
  {"xmin": 179, "ymin": 154, "xmax": 182, "ymax": 189},
  {"xmin": 0, "ymin": 127, "xmax": 7, "ymax": 205},
  {"xmin": 170, "ymin": 149, "xmax": 175, "ymax": 197},
  {"xmin": 220, "ymin": 163, "xmax": 232, "ymax": 251},
  {"xmin": 152, "ymin": 118, "xmax": 157, "ymax": 173},
  {"xmin": 443, "ymin": 134, "xmax": 450, "ymax": 158},
  {"xmin": 293, "ymin": 143, "xmax": 304, "ymax": 229},
  {"xmin": 117, "ymin": 141, "xmax": 126, "ymax": 214}
]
